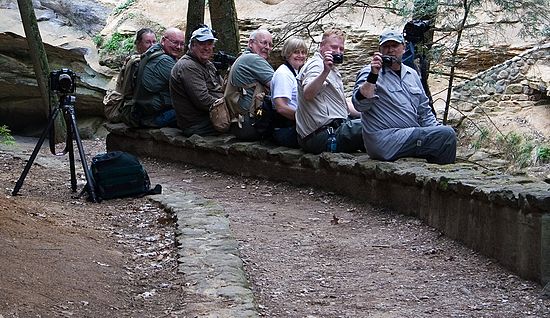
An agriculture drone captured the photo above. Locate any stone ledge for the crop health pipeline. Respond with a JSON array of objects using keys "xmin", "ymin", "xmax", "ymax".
[{"xmin": 105, "ymin": 123, "xmax": 550, "ymax": 284}]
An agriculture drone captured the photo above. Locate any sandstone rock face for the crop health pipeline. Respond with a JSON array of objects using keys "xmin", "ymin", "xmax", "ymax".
[
  {"xmin": 0, "ymin": 0, "xmax": 548, "ymax": 140},
  {"xmin": 0, "ymin": 32, "xmax": 111, "ymax": 134},
  {"xmin": 37, "ymin": 0, "xmax": 114, "ymax": 35}
]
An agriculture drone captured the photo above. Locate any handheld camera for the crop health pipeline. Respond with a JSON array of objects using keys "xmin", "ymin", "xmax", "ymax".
[
  {"xmin": 332, "ymin": 53, "xmax": 344, "ymax": 64},
  {"xmin": 382, "ymin": 55, "xmax": 395, "ymax": 67}
]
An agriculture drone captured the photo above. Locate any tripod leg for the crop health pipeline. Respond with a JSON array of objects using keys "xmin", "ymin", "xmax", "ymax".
[
  {"xmin": 12, "ymin": 108, "xmax": 60, "ymax": 196},
  {"xmin": 65, "ymin": 113, "xmax": 77, "ymax": 192},
  {"xmin": 64, "ymin": 106, "xmax": 98, "ymax": 203}
]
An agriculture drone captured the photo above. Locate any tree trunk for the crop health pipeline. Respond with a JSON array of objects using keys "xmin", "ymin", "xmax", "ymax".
[
  {"xmin": 17, "ymin": 0, "xmax": 65, "ymax": 142},
  {"xmin": 208, "ymin": 0, "xmax": 240, "ymax": 55},
  {"xmin": 185, "ymin": 0, "xmax": 206, "ymax": 48}
]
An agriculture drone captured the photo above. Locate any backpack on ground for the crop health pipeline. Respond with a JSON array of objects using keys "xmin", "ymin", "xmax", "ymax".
[{"xmin": 90, "ymin": 151, "xmax": 161, "ymax": 200}]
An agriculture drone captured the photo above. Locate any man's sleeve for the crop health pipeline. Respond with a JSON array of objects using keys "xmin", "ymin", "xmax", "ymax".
[
  {"xmin": 352, "ymin": 65, "xmax": 376, "ymax": 112},
  {"xmin": 255, "ymin": 58, "xmax": 274, "ymax": 86}
]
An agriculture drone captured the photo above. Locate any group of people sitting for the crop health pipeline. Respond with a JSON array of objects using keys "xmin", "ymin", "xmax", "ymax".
[{"xmin": 114, "ymin": 25, "xmax": 457, "ymax": 165}]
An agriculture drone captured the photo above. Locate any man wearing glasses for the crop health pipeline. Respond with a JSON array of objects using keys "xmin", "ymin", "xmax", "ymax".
[
  {"xmin": 170, "ymin": 26, "xmax": 224, "ymax": 136},
  {"xmin": 133, "ymin": 27, "xmax": 184, "ymax": 128},
  {"xmin": 225, "ymin": 29, "xmax": 274, "ymax": 141}
]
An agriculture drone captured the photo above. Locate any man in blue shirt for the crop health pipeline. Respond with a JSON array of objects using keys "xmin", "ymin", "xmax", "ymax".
[{"xmin": 352, "ymin": 29, "xmax": 456, "ymax": 164}]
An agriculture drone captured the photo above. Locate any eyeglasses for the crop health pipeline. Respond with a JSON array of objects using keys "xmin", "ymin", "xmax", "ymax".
[
  {"xmin": 254, "ymin": 39, "xmax": 273, "ymax": 48},
  {"xmin": 164, "ymin": 37, "xmax": 184, "ymax": 47}
]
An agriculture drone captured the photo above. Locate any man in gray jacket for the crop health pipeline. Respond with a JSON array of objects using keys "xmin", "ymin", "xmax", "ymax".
[
  {"xmin": 170, "ymin": 26, "xmax": 224, "ymax": 136},
  {"xmin": 352, "ymin": 29, "xmax": 456, "ymax": 164}
]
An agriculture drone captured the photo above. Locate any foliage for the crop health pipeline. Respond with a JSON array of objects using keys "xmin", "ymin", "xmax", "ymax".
[
  {"xmin": 92, "ymin": 34, "xmax": 103, "ymax": 47},
  {"xmin": 495, "ymin": 132, "xmax": 535, "ymax": 168},
  {"xmin": 472, "ymin": 126, "xmax": 490, "ymax": 150},
  {"xmin": 537, "ymin": 146, "xmax": 550, "ymax": 164},
  {"xmin": 0, "ymin": 125, "xmax": 15, "ymax": 145},
  {"xmin": 114, "ymin": 0, "xmax": 136, "ymax": 16}
]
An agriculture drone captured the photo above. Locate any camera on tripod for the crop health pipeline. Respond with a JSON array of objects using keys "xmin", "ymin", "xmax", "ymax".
[
  {"xmin": 50, "ymin": 68, "xmax": 76, "ymax": 94},
  {"xmin": 213, "ymin": 51, "xmax": 237, "ymax": 70}
]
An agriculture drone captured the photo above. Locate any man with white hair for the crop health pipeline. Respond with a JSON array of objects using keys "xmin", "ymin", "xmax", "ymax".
[
  {"xmin": 170, "ymin": 25, "xmax": 224, "ymax": 136},
  {"xmin": 225, "ymin": 29, "xmax": 274, "ymax": 141},
  {"xmin": 352, "ymin": 29, "xmax": 456, "ymax": 164}
]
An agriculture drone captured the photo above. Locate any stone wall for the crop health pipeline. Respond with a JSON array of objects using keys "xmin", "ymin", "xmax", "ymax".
[
  {"xmin": 451, "ymin": 43, "xmax": 550, "ymax": 113},
  {"xmin": 104, "ymin": 124, "xmax": 550, "ymax": 284}
]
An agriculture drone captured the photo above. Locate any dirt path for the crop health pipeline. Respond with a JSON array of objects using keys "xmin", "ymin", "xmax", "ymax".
[{"xmin": 1, "ymin": 137, "xmax": 549, "ymax": 317}]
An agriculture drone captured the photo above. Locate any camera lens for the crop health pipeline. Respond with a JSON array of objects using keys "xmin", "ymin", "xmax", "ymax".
[
  {"xmin": 382, "ymin": 56, "xmax": 393, "ymax": 67},
  {"xmin": 58, "ymin": 74, "xmax": 73, "ymax": 93},
  {"xmin": 332, "ymin": 53, "xmax": 344, "ymax": 64}
]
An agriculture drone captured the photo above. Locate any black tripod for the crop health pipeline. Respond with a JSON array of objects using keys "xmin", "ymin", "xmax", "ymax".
[{"xmin": 12, "ymin": 94, "xmax": 98, "ymax": 202}]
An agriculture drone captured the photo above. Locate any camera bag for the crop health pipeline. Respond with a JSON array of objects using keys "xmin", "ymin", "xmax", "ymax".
[{"xmin": 91, "ymin": 151, "xmax": 161, "ymax": 200}]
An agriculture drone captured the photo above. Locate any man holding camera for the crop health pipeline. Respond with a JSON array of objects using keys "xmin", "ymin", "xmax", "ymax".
[
  {"xmin": 352, "ymin": 29, "xmax": 456, "ymax": 164},
  {"xmin": 170, "ymin": 26, "xmax": 224, "ymax": 136},
  {"xmin": 296, "ymin": 28, "xmax": 363, "ymax": 154}
]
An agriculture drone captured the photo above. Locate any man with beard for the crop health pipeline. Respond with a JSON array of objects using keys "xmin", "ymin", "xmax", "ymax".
[
  {"xmin": 352, "ymin": 29, "xmax": 456, "ymax": 164},
  {"xmin": 170, "ymin": 26, "xmax": 224, "ymax": 136}
]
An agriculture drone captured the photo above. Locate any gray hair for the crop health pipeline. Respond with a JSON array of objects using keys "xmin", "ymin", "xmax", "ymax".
[{"xmin": 281, "ymin": 37, "xmax": 308, "ymax": 60}]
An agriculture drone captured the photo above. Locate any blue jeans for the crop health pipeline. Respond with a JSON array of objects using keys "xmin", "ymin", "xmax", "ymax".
[{"xmin": 152, "ymin": 109, "xmax": 177, "ymax": 128}]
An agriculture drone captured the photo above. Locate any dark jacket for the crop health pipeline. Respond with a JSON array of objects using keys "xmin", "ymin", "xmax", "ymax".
[
  {"xmin": 134, "ymin": 44, "xmax": 175, "ymax": 125},
  {"xmin": 170, "ymin": 52, "xmax": 223, "ymax": 129}
]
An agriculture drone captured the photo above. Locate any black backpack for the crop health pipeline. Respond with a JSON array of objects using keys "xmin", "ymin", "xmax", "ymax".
[{"xmin": 90, "ymin": 151, "xmax": 161, "ymax": 200}]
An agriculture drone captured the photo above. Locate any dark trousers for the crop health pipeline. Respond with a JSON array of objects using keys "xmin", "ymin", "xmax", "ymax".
[
  {"xmin": 181, "ymin": 118, "xmax": 219, "ymax": 137},
  {"xmin": 298, "ymin": 118, "xmax": 364, "ymax": 155},
  {"xmin": 272, "ymin": 126, "xmax": 299, "ymax": 149},
  {"xmin": 391, "ymin": 126, "xmax": 457, "ymax": 164}
]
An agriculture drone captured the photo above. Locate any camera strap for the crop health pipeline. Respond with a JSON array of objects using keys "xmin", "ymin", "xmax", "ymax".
[{"xmin": 284, "ymin": 61, "xmax": 298, "ymax": 78}]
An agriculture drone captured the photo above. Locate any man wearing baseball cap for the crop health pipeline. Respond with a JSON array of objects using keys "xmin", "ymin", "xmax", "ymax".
[
  {"xmin": 170, "ymin": 25, "xmax": 225, "ymax": 136},
  {"xmin": 352, "ymin": 28, "xmax": 456, "ymax": 164}
]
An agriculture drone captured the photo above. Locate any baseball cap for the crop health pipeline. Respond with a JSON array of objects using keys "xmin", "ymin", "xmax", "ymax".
[
  {"xmin": 379, "ymin": 29, "xmax": 405, "ymax": 45},
  {"xmin": 191, "ymin": 27, "xmax": 217, "ymax": 42}
]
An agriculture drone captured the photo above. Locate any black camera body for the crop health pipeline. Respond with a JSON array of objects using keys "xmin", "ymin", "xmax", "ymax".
[
  {"xmin": 213, "ymin": 51, "xmax": 237, "ymax": 70},
  {"xmin": 332, "ymin": 53, "xmax": 344, "ymax": 64},
  {"xmin": 382, "ymin": 55, "xmax": 394, "ymax": 67},
  {"xmin": 50, "ymin": 68, "xmax": 76, "ymax": 94}
]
